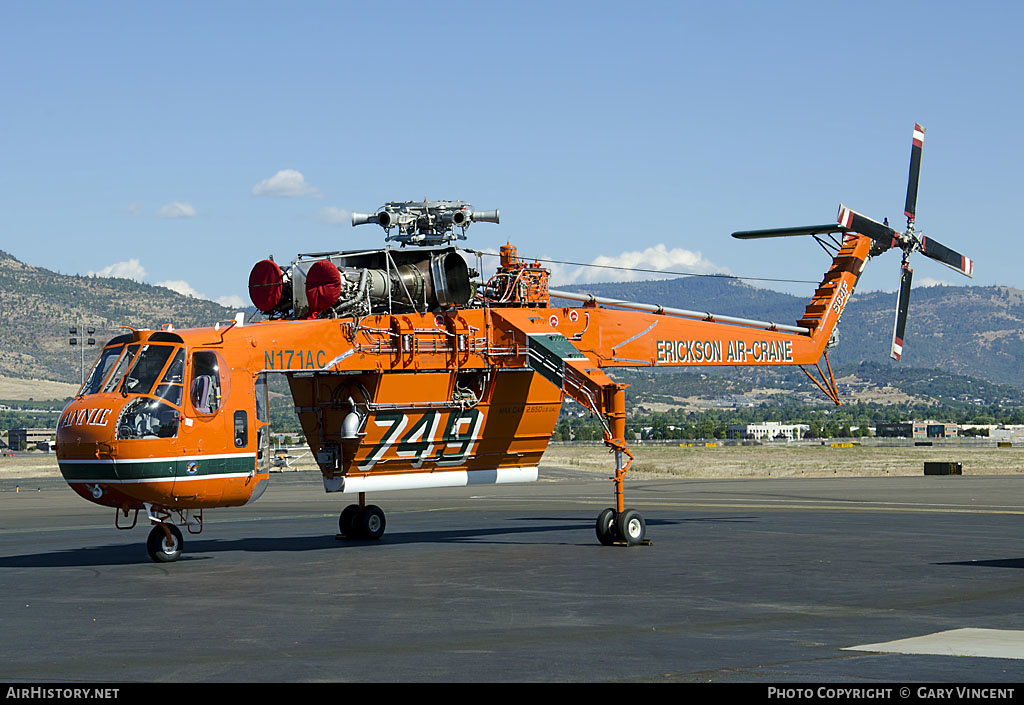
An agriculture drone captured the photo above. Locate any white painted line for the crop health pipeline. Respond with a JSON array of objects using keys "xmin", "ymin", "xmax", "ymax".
[{"xmin": 845, "ymin": 628, "xmax": 1024, "ymax": 660}]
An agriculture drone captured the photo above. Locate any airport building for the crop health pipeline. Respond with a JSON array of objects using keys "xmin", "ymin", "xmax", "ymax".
[
  {"xmin": 875, "ymin": 421, "xmax": 959, "ymax": 439},
  {"xmin": 726, "ymin": 422, "xmax": 810, "ymax": 441},
  {"xmin": 7, "ymin": 428, "xmax": 54, "ymax": 451}
]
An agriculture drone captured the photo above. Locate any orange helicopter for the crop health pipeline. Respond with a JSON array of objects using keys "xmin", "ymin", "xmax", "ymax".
[{"xmin": 56, "ymin": 125, "xmax": 973, "ymax": 562}]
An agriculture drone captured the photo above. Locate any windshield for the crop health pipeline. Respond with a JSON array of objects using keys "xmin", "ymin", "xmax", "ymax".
[
  {"xmin": 154, "ymin": 349, "xmax": 185, "ymax": 406},
  {"xmin": 119, "ymin": 344, "xmax": 175, "ymax": 396},
  {"xmin": 101, "ymin": 344, "xmax": 140, "ymax": 393},
  {"xmin": 79, "ymin": 345, "xmax": 126, "ymax": 396}
]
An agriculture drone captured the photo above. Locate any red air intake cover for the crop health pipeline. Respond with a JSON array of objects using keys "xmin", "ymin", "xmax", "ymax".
[
  {"xmin": 305, "ymin": 259, "xmax": 342, "ymax": 316},
  {"xmin": 248, "ymin": 259, "xmax": 285, "ymax": 313}
]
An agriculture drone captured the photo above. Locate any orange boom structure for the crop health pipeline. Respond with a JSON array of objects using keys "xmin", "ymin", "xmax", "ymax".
[{"xmin": 57, "ymin": 128, "xmax": 973, "ymax": 562}]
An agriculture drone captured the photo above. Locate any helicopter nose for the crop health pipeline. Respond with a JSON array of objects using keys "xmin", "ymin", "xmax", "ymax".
[
  {"xmin": 56, "ymin": 400, "xmax": 120, "ymax": 460},
  {"xmin": 56, "ymin": 399, "xmax": 130, "ymax": 506}
]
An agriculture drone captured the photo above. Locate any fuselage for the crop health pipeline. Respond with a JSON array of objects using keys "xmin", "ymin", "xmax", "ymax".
[{"xmin": 55, "ymin": 310, "xmax": 565, "ymax": 513}]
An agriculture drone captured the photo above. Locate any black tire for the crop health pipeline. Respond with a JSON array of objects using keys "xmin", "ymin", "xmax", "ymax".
[
  {"xmin": 616, "ymin": 508, "xmax": 646, "ymax": 546},
  {"xmin": 355, "ymin": 505, "xmax": 386, "ymax": 540},
  {"xmin": 339, "ymin": 504, "xmax": 361, "ymax": 537},
  {"xmin": 146, "ymin": 524, "xmax": 183, "ymax": 563},
  {"xmin": 595, "ymin": 507, "xmax": 619, "ymax": 546}
]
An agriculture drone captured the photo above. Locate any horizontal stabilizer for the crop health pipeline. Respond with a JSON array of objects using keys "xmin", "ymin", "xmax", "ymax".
[{"xmin": 732, "ymin": 224, "xmax": 848, "ymax": 239}]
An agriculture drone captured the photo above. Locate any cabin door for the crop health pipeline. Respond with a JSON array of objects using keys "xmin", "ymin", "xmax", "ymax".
[{"xmin": 255, "ymin": 373, "xmax": 271, "ymax": 472}]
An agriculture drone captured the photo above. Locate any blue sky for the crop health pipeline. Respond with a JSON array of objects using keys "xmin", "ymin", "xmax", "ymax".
[{"xmin": 2, "ymin": 1, "xmax": 1021, "ymax": 309}]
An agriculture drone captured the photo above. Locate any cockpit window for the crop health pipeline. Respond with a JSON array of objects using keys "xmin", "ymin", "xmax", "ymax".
[
  {"xmin": 101, "ymin": 344, "xmax": 140, "ymax": 393},
  {"xmin": 116, "ymin": 398, "xmax": 180, "ymax": 440},
  {"xmin": 79, "ymin": 344, "xmax": 126, "ymax": 396},
  {"xmin": 119, "ymin": 344, "xmax": 175, "ymax": 396},
  {"xmin": 154, "ymin": 349, "xmax": 185, "ymax": 407},
  {"xmin": 190, "ymin": 351, "xmax": 222, "ymax": 414}
]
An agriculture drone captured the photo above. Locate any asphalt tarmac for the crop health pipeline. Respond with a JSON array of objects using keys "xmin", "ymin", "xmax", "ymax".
[{"xmin": 1, "ymin": 468, "xmax": 1023, "ymax": 683}]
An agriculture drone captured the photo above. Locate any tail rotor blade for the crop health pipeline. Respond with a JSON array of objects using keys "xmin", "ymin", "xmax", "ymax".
[
  {"xmin": 919, "ymin": 236, "xmax": 974, "ymax": 277},
  {"xmin": 837, "ymin": 205, "xmax": 899, "ymax": 247},
  {"xmin": 891, "ymin": 265, "xmax": 913, "ymax": 361},
  {"xmin": 905, "ymin": 123, "xmax": 925, "ymax": 222}
]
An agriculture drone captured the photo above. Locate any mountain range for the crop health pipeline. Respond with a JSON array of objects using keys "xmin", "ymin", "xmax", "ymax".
[
  {"xmin": 0, "ymin": 249, "xmax": 235, "ymax": 383},
  {"xmin": 2, "ymin": 247, "xmax": 1023, "ymax": 392},
  {"xmin": 555, "ymin": 276, "xmax": 1024, "ymax": 388}
]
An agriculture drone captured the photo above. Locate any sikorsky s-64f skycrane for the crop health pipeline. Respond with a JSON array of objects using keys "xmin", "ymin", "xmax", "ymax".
[{"xmin": 56, "ymin": 124, "xmax": 972, "ymax": 562}]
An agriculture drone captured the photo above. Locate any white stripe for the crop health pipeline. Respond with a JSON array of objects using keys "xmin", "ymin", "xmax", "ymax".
[
  {"xmin": 59, "ymin": 453, "xmax": 257, "ymax": 465},
  {"xmin": 66, "ymin": 472, "xmax": 256, "ymax": 485},
  {"xmin": 913, "ymin": 128, "xmax": 925, "ymax": 142},
  {"xmin": 326, "ymin": 466, "xmax": 539, "ymax": 494},
  {"xmin": 837, "ymin": 205, "xmax": 852, "ymax": 228}
]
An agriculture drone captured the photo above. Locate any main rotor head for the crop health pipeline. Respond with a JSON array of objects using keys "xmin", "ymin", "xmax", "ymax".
[{"xmin": 351, "ymin": 200, "xmax": 499, "ymax": 247}]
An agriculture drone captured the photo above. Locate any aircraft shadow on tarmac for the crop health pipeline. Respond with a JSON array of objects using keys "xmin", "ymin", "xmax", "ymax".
[
  {"xmin": 937, "ymin": 558, "xmax": 1024, "ymax": 570},
  {"xmin": 0, "ymin": 516, "xmax": 697, "ymax": 568}
]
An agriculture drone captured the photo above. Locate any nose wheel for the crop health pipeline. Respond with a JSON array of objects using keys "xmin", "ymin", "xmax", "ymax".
[{"xmin": 146, "ymin": 523, "xmax": 184, "ymax": 563}]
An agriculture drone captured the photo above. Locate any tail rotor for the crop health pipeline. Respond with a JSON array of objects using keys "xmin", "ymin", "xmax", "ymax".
[{"xmin": 731, "ymin": 123, "xmax": 973, "ymax": 361}]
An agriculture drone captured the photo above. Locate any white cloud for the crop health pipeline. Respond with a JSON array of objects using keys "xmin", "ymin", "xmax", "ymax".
[
  {"xmin": 87, "ymin": 259, "xmax": 246, "ymax": 310},
  {"xmin": 548, "ymin": 244, "xmax": 728, "ymax": 286},
  {"xmin": 156, "ymin": 201, "xmax": 197, "ymax": 219},
  {"xmin": 316, "ymin": 206, "xmax": 351, "ymax": 225},
  {"xmin": 869, "ymin": 275, "xmax": 956, "ymax": 294},
  {"xmin": 155, "ymin": 279, "xmax": 203, "ymax": 298},
  {"xmin": 116, "ymin": 201, "xmax": 144, "ymax": 215},
  {"xmin": 87, "ymin": 259, "xmax": 147, "ymax": 282},
  {"xmin": 157, "ymin": 281, "xmax": 247, "ymax": 310},
  {"xmin": 916, "ymin": 276, "xmax": 952, "ymax": 288},
  {"xmin": 215, "ymin": 294, "xmax": 248, "ymax": 308},
  {"xmin": 252, "ymin": 169, "xmax": 322, "ymax": 198}
]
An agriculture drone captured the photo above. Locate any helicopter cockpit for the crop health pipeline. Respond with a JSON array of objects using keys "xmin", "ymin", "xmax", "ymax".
[{"xmin": 72, "ymin": 331, "xmax": 200, "ymax": 441}]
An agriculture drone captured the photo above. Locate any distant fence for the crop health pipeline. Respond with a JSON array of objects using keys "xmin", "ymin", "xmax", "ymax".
[{"xmin": 548, "ymin": 437, "xmax": 1018, "ymax": 449}]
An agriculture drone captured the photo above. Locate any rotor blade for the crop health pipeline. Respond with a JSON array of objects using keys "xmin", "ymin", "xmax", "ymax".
[
  {"xmin": 731, "ymin": 224, "xmax": 848, "ymax": 239},
  {"xmin": 837, "ymin": 205, "xmax": 899, "ymax": 247},
  {"xmin": 904, "ymin": 123, "xmax": 925, "ymax": 222},
  {"xmin": 891, "ymin": 265, "xmax": 913, "ymax": 361},
  {"xmin": 919, "ymin": 236, "xmax": 974, "ymax": 277}
]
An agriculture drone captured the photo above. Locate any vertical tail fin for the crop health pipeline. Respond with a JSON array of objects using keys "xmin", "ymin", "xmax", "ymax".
[{"xmin": 796, "ymin": 233, "xmax": 875, "ymax": 348}]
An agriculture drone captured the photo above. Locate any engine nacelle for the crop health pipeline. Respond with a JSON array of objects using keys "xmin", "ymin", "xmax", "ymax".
[{"xmin": 286, "ymin": 248, "xmax": 474, "ymax": 318}]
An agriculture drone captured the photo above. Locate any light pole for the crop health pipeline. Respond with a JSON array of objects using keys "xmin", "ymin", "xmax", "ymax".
[{"xmin": 69, "ymin": 323, "xmax": 96, "ymax": 385}]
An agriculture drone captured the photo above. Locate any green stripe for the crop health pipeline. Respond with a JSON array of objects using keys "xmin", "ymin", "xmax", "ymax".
[{"xmin": 60, "ymin": 455, "xmax": 255, "ymax": 482}]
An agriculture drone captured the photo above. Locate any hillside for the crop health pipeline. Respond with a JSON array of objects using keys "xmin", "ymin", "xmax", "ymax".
[
  {"xmin": 554, "ymin": 277, "xmax": 1024, "ymax": 388},
  {"xmin": 1, "ymin": 247, "xmax": 1023, "ymax": 401},
  {"xmin": 0, "ymin": 249, "xmax": 237, "ymax": 384}
]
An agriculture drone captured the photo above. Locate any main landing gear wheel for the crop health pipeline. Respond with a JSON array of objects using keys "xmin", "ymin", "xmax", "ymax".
[
  {"xmin": 355, "ymin": 505, "xmax": 386, "ymax": 540},
  {"xmin": 595, "ymin": 508, "xmax": 647, "ymax": 546},
  {"xmin": 339, "ymin": 504, "xmax": 361, "ymax": 537},
  {"xmin": 338, "ymin": 504, "xmax": 386, "ymax": 540},
  {"xmin": 146, "ymin": 523, "xmax": 183, "ymax": 563},
  {"xmin": 595, "ymin": 507, "xmax": 619, "ymax": 546},
  {"xmin": 616, "ymin": 508, "xmax": 646, "ymax": 546}
]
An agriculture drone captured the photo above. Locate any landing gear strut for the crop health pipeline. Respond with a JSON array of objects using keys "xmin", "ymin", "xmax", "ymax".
[{"xmin": 595, "ymin": 384, "xmax": 648, "ymax": 547}]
